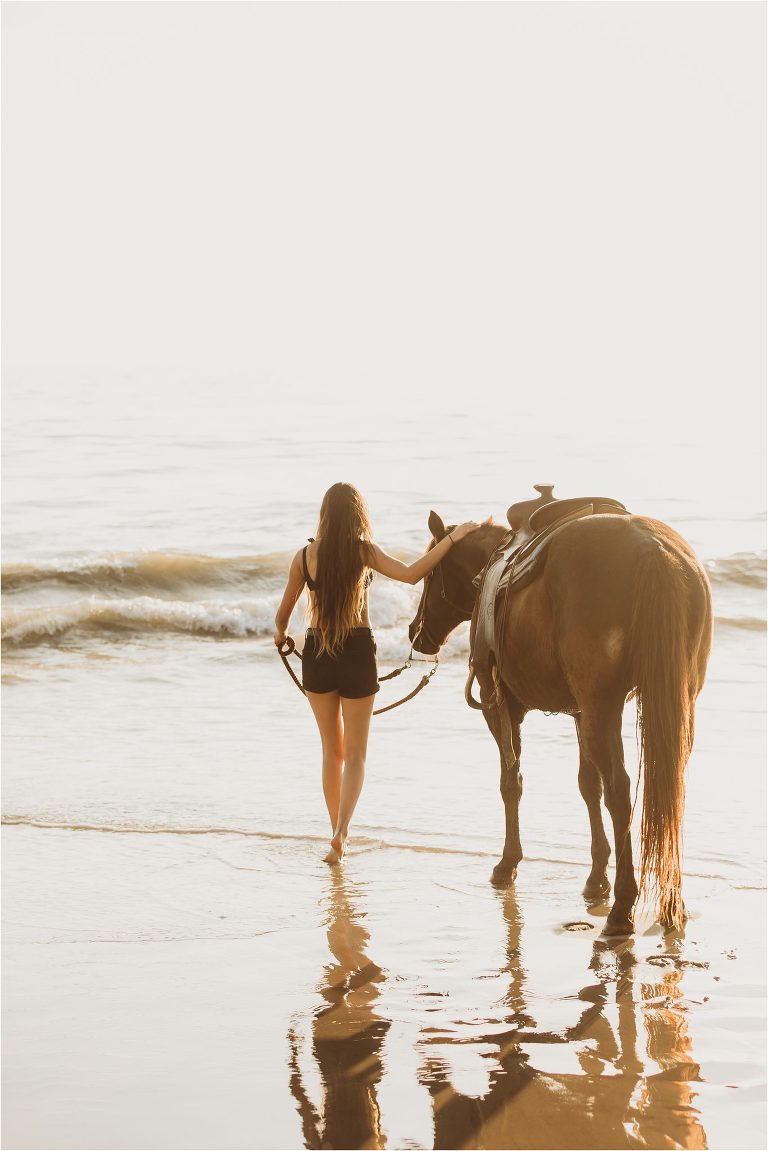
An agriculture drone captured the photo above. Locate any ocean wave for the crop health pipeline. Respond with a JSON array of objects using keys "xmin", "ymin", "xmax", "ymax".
[
  {"xmin": 1, "ymin": 595, "xmax": 279, "ymax": 647},
  {"xmin": 0, "ymin": 591, "xmax": 435, "ymax": 658},
  {"xmin": 2, "ymin": 547, "xmax": 763, "ymax": 652},
  {"xmin": 1, "ymin": 596, "xmax": 760, "ymax": 652},
  {"xmin": 5, "ymin": 547, "xmax": 764, "ymax": 599},
  {"xmin": 705, "ymin": 553, "xmax": 766, "ymax": 589},
  {"xmin": 1, "ymin": 550, "xmax": 292, "ymax": 595}
]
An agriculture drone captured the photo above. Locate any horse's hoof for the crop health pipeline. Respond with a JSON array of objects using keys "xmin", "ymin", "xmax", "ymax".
[
  {"xmin": 491, "ymin": 864, "xmax": 517, "ymax": 888},
  {"xmin": 602, "ymin": 913, "xmax": 634, "ymax": 938},
  {"xmin": 582, "ymin": 877, "xmax": 611, "ymax": 901}
]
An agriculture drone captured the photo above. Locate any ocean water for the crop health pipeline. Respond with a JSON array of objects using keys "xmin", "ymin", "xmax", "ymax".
[
  {"xmin": 2, "ymin": 378, "xmax": 766, "ymax": 881},
  {"xmin": 2, "ymin": 376, "xmax": 766, "ymax": 1148}
]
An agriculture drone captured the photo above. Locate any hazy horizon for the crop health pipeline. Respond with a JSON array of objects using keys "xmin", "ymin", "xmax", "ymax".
[{"xmin": 2, "ymin": 2, "xmax": 765, "ymax": 439}]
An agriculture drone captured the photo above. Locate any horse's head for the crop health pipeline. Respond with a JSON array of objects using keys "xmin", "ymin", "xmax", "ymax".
[{"xmin": 409, "ymin": 511, "xmax": 500, "ymax": 655}]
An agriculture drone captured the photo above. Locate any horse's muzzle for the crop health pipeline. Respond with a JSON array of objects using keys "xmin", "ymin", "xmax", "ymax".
[{"xmin": 409, "ymin": 620, "xmax": 440, "ymax": 656}]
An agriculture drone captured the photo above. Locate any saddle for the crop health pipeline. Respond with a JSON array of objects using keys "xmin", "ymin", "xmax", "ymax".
[{"xmin": 470, "ymin": 485, "xmax": 629, "ymax": 690}]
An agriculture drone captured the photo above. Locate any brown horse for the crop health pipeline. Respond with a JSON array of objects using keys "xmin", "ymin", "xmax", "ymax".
[{"xmin": 408, "ymin": 510, "xmax": 712, "ymax": 934}]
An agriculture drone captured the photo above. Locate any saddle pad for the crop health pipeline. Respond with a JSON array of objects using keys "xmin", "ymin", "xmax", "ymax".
[{"xmin": 472, "ymin": 536, "xmax": 516, "ymax": 676}]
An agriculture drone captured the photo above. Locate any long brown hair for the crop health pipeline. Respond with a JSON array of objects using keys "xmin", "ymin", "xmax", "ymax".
[{"xmin": 311, "ymin": 483, "xmax": 374, "ymax": 656}]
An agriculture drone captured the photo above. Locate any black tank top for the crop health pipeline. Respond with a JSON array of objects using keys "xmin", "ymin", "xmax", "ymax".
[{"xmin": 302, "ymin": 538, "xmax": 373, "ymax": 592}]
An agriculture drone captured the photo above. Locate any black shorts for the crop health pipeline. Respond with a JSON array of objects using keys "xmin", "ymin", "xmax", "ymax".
[{"xmin": 302, "ymin": 628, "xmax": 379, "ymax": 698}]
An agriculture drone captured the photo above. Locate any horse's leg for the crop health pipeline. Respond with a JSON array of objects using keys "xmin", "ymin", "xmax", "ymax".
[
  {"xmin": 575, "ymin": 715, "xmax": 612, "ymax": 901},
  {"xmin": 577, "ymin": 702, "xmax": 638, "ymax": 934},
  {"xmin": 482, "ymin": 685, "xmax": 525, "ymax": 886}
]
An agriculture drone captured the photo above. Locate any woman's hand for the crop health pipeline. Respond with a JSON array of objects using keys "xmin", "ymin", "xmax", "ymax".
[
  {"xmin": 274, "ymin": 629, "xmax": 288, "ymax": 648},
  {"xmin": 366, "ymin": 517, "xmax": 487, "ymax": 586},
  {"xmin": 450, "ymin": 520, "xmax": 482, "ymax": 543}
]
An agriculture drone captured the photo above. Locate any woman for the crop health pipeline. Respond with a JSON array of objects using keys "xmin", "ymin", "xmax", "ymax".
[{"xmin": 273, "ymin": 482, "xmax": 480, "ymax": 864}]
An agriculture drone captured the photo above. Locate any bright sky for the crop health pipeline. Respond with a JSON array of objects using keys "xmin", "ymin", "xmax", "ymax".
[{"xmin": 2, "ymin": 2, "xmax": 765, "ymax": 442}]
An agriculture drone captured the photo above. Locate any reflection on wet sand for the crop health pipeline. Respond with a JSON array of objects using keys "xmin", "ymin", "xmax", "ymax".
[
  {"xmin": 288, "ymin": 876, "xmax": 708, "ymax": 1150},
  {"xmin": 419, "ymin": 888, "xmax": 707, "ymax": 1150},
  {"xmin": 288, "ymin": 870, "xmax": 390, "ymax": 1150}
]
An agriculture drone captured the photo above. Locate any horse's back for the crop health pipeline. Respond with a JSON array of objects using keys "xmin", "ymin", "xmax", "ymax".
[
  {"xmin": 505, "ymin": 513, "xmax": 712, "ymax": 705},
  {"xmin": 548, "ymin": 513, "xmax": 710, "ymax": 604}
]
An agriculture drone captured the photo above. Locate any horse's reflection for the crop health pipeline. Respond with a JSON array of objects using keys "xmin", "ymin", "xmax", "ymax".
[
  {"xmin": 419, "ymin": 889, "xmax": 707, "ymax": 1150},
  {"xmin": 288, "ymin": 870, "xmax": 390, "ymax": 1151},
  {"xmin": 288, "ymin": 877, "xmax": 707, "ymax": 1149}
]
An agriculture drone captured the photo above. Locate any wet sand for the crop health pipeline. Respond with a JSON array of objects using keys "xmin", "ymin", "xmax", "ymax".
[{"xmin": 3, "ymin": 821, "xmax": 764, "ymax": 1150}]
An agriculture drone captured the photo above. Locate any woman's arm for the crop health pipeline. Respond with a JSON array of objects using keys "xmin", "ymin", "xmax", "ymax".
[
  {"xmin": 274, "ymin": 550, "xmax": 306, "ymax": 644},
  {"xmin": 367, "ymin": 521, "xmax": 480, "ymax": 586}
]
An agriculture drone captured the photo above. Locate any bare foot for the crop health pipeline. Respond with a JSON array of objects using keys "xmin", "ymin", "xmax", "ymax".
[{"xmin": 323, "ymin": 832, "xmax": 346, "ymax": 865}]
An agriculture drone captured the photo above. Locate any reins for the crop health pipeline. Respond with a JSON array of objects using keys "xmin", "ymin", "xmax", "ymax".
[{"xmin": 276, "ymin": 636, "xmax": 439, "ymax": 716}]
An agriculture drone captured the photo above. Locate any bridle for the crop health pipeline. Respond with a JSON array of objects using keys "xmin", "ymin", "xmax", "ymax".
[
  {"xmin": 410, "ymin": 539, "xmax": 476, "ymax": 652},
  {"xmin": 436, "ymin": 554, "xmax": 477, "ymax": 616}
]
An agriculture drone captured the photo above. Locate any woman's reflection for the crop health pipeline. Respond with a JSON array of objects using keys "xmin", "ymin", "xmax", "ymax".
[{"xmin": 288, "ymin": 869, "xmax": 390, "ymax": 1151}]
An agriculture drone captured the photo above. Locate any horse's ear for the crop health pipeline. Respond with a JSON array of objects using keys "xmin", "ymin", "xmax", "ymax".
[{"xmin": 428, "ymin": 510, "xmax": 446, "ymax": 540}]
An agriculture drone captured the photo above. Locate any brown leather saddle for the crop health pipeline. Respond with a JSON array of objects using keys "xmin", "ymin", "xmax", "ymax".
[{"xmin": 470, "ymin": 485, "xmax": 629, "ymax": 689}]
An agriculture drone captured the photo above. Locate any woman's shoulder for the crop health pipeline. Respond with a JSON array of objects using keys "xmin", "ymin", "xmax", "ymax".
[{"xmin": 290, "ymin": 540, "xmax": 314, "ymax": 567}]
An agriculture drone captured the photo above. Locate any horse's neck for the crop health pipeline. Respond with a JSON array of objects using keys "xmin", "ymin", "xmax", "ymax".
[{"xmin": 464, "ymin": 525, "xmax": 508, "ymax": 581}]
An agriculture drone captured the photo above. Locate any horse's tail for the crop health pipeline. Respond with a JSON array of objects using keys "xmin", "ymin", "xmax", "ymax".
[{"xmin": 630, "ymin": 544, "xmax": 697, "ymax": 930}]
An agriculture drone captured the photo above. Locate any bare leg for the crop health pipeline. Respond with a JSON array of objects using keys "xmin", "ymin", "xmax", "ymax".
[
  {"xmin": 305, "ymin": 690, "xmax": 344, "ymax": 834},
  {"xmin": 328, "ymin": 694, "xmax": 376, "ymax": 861}
]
